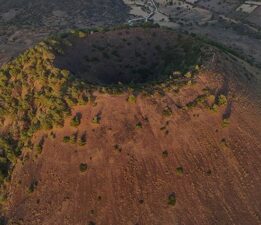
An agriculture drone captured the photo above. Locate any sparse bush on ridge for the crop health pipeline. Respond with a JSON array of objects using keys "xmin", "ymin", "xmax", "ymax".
[{"xmin": 127, "ymin": 95, "xmax": 136, "ymax": 103}]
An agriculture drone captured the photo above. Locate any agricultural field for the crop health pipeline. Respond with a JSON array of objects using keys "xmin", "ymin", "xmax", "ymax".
[{"xmin": 124, "ymin": 0, "xmax": 261, "ymax": 68}]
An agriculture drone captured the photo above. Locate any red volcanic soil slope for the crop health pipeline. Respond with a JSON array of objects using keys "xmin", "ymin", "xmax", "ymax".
[{"xmin": 4, "ymin": 53, "xmax": 261, "ymax": 225}]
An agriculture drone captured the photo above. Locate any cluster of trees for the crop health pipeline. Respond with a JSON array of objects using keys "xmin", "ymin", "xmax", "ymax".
[{"xmin": 0, "ymin": 39, "xmax": 91, "ymax": 186}]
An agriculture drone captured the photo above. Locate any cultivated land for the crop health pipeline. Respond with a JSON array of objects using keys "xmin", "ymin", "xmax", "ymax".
[
  {"xmin": 124, "ymin": 0, "xmax": 261, "ymax": 68},
  {"xmin": 0, "ymin": 26, "xmax": 260, "ymax": 225}
]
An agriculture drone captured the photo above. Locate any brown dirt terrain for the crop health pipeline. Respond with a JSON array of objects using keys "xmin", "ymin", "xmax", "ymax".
[{"xmin": 4, "ymin": 51, "xmax": 261, "ymax": 225}]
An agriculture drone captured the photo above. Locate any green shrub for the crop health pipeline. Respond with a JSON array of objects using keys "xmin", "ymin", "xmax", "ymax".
[
  {"xmin": 92, "ymin": 115, "xmax": 101, "ymax": 124},
  {"xmin": 162, "ymin": 150, "xmax": 168, "ymax": 158},
  {"xmin": 168, "ymin": 193, "xmax": 176, "ymax": 206},
  {"xmin": 210, "ymin": 104, "xmax": 218, "ymax": 112},
  {"xmin": 28, "ymin": 180, "xmax": 38, "ymax": 193},
  {"xmin": 78, "ymin": 31, "xmax": 86, "ymax": 38},
  {"xmin": 184, "ymin": 72, "xmax": 192, "ymax": 78},
  {"xmin": 217, "ymin": 95, "xmax": 227, "ymax": 106},
  {"xmin": 0, "ymin": 193, "xmax": 7, "ymax": 205},
  {"xmin": 70, "ymin": 113, "xmax": 81, "ymax": 127},
  {"xmin": 78, "ymin": 134, "xmax": 87, "ymax": 146},
  {"xmin": 220, "ymin": 138, "xmax": 228, "ymax": 147},
  {"xmin": 176, "ymin": 167, "xmax": 184, "ymax": 176},
  {"xmin": 162, "ymin": 106, "xmax": 172, "ymax": 117},
  {"xmin": 35, "ymin": 144, "xmax": 43, "ymax": 154},
  {"xmin": 114, "ymin": 144, "xmax": 122, "ymax": 152},
  {"xmin": 222, "ymin": 118, "xmax": 230, "ymax": 128},
  {"xmin": 79, "ymin": 163, "xmax": 88, "ymax": 172},
  {"xmin": 135, "ymin": 122, "xmax": 143, "ymax": 129},
  {"xmin": 127, "ymin": 95, "xmax": 136, "ymax": 103},
  {"xmin": 70, "ymin": 134, "xmax": 77, "ymax": 144},
  {"xmin": 50, "ymin": 131, "xmax": 56, "ymax": 139},
  {"xmin": 63, "ymin": 136, "xmax": 70, "ymax": 143}
]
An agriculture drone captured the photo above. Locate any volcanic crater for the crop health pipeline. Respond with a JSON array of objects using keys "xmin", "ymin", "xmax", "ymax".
[
  {"xmin": 1, "ymin": 26, "xmax": 261, "ymax": 225},
  {"xmin": 54, "ymin": 27, "xmax": 202, "ymax": 85}
]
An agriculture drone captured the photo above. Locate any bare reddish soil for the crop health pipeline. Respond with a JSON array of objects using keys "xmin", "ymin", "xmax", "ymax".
[{"xmin": 4, "ymin": 56, "xmax": 261, "ymax": 225}]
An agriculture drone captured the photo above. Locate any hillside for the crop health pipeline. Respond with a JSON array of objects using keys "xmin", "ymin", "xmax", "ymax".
[{"xmin": 0, "ymin": 25, "xmax": 261, "ymax": 225}]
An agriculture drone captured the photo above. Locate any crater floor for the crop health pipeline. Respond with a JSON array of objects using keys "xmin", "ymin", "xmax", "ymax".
[{"xmin": 55, "ymin": 27, "xmax": 201, "ymax": 85}]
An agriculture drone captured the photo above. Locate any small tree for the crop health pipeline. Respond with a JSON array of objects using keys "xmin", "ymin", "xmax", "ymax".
[
  {"xmin": 92, "ymin": 115, "xmax": 101, "ymax": 124},
  {"xmin": 70, "ymin": 113, "xmax": 81, "ymax": 127},
  {"xmin": 127, "ymin": 95, "xmax": 136, "ymax": 103},
  {"xmin": 136, "ymin": 122, "xmax": 142, "ymax": 129},
  {"xmin": 217, "ymin": 95, "xmax": 227, "ymax": 106},
  {"xmin": 222, "ymin": 118, "xmax": 230, "ymax": 128},
  {"xmin": 176, "ymin": 167, "xmax": 184, "ymax": 176},
  {"xmin": 162, "ymin": 150, "xmax": 168, "ymax": 158},
  {"xmin": 79, "ymin": 163, "xmax": 88, "ymax": 172},
  {"xmin": 162, "ymin": 106, "xmax": 172, "ymax": 117},
  {"xmin": 70, "ymin": 133, "xmax": 77, "ymax": 144},
  {"xmin": 78, "ymin": 134, "xmax": 87, "ymax": 146},
  {"xmin": 63, "ymin": 136, "xmax": 70, "ymax": 143},
  {"xmin": 210, "ymin": 104, "xmax": 218, "ymax": 112},
  {"xmin": 35, "ymin": 144, "xmax": 43, "ymax": 154},
  {"xmin": 168, "ymin": 192, "xmax": 176, "ymax": 206}
]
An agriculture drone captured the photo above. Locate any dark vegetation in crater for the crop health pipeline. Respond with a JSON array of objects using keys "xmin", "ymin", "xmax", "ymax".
[{"xmin": 54, "ymin": 27, "xmax": 202, "ymax": 85}]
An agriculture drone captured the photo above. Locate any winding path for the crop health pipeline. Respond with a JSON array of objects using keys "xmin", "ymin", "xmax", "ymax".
[{"xmin": 127, "ymin": 0, "xmax": 158, "ymax": 25}]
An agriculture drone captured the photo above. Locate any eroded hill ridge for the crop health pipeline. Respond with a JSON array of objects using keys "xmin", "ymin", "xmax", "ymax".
[{"xmin": 0, "ymin": 24, "xmax": 260, "ymax": 225}]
